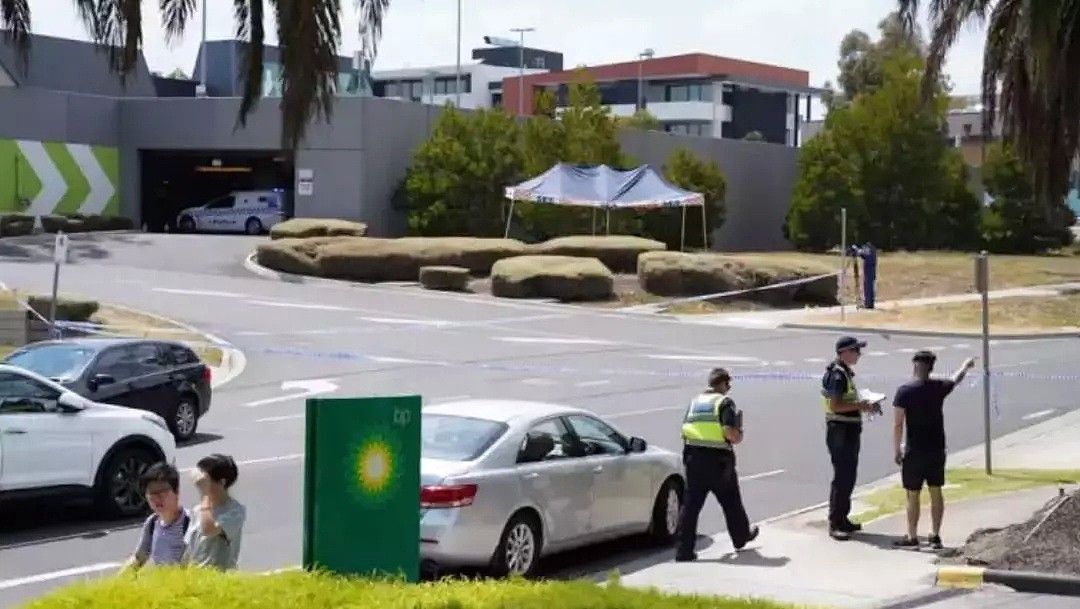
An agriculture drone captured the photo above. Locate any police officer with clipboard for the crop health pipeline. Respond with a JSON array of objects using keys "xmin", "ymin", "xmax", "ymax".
[{"xmin": 675, "ymin": 368, "xmax": 759, "ymax": 561}]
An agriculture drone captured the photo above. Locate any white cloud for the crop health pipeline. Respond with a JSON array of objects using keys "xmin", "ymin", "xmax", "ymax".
[{"xmin": 22, "ymin": 0, "xmax": 988, "ymax": 95}]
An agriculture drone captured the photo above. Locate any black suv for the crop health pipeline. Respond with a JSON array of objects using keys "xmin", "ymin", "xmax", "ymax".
[{"xmin": 3, "ymin": 338, "xmax": 213, "ymax": 442}]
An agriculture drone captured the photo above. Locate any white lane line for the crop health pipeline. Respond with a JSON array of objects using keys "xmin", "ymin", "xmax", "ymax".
[
  {"xmin": 521, "ymin": 378, "xmax": 557, "ymax": 386},
  {"xmin": 607, "ymin": 405, "xmax": 683, "ymax": 420},
  {"xmin": 770, "ymin": 360, "xmax": 793, "ymax": 366},
  {"xmin": 575, "ymin": 380, "xmax": 612, "ymax": 387},
  {"xmin": 898, "ymin": 348, "xmax": 918, "ymax": 353},
  {"xmin": 1022, "ymin": 409, "xmax": 1056, "ymax": 421},
  {"xmin": 742, "ymin": 469, "xmax": 786, "ymax": 482},
  {"xmin": 255, "ymin": 414, "xmax": 305, "ymax": 423},
  {"xmin": 804, "ymin": 357, "xmax": 827, "ymax": 363},
  {"xmin": 995, "ymin": 360, "xmax": 1038, "ymax": 369},
  {"xmin": 246, "ymin": 300, "xmax": 353, "ymax": 311},
  {"xmin": 645, "ymin": 354, "xmax": 763, "ymax": 363},
  {"xmin": 429, "ymin": 394, "xmax": 472, "ymax": 404},
  {"xmin": 923, "ymin": 345, "xmax": 946, "ymax": 351},
  {"xmin": 179, "ymin": 454, "xmax": 304, "ymax": 470},
  {"xmin": 152, "ymin": 287, "xmax": 247, "ymax": 298},
  {"xmin": 866, "ymin": 351, "xmax": 889, "ymax": 357},
  {"xmin": 233, "ymin": 330, "xmax": 272, "ymax": 337},
  {"xmin": 952, "ymin": 343, "xmax": 971, "ymax": 349},
  {"xmin": 495, "ymin": 336, "xmax": 616, "ymax": 345},
  {"xmin": 368, "ymin": 356, "xmax": 443, "ymax": 365},
  {"xmin": 0, "ymin": 562, "xmax": 122, "ymax": 591},
  {"xmin": 359, "ymin": 316, "xmax": 456, "ymax": 327}
]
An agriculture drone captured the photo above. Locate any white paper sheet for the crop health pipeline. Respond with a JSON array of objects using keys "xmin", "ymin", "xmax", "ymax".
[{"xmin": 858, "ymin": 388, "xmax": 887, "ymax": 404}]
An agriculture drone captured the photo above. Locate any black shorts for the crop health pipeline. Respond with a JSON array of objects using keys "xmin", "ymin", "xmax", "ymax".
[{"xmin": 901, "ymin": 450, "xmax": 946, "ymax": 491}]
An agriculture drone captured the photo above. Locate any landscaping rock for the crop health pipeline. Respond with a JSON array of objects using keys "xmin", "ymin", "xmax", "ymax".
[
  {"xmin": 316, "ymin": 237, "xmax": 528, "ymax": 282},
  {"xmin": 0, "ymin": 213, "xmax": 34, "ymax": 236},
  {"xmin": 419, "ymin": 265, "xmax": 471, "ymax": 292},
  {"xmin": 528, "ymin": 235, "xmax": 666, "ymax": 273},
  {"xmin": 491, "ymin": 255, "xmax": 614, "ymax": 302},
  {"xmin": 269, "ymin": 218, "xmax": 368, "ymax": 240}
]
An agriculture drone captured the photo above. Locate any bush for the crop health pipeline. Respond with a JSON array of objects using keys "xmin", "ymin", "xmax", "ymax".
[
  {"xmin": 26, "ymin": 295, "xmax": 99, "ymax": 322},
  {"xmin": 418, "ymin": 265, "xmax": 471, "ymax": 292},
  {"xmin": 317, "ymin": 237, "xmax": 528, "ymax": 282},
  {"xmin": 527, "ymin": 235, "xmax": 666, "ymax": 273},
  {"xmin": 270, "ymin": 218, "xmax": 369, "ymax": 240},
  {"xmin": 637, "ymin": 252, "xmax": 839, "ymax": 306},
  {"xmin": 0, "ymin": 213, "xmax": 34, "ymax": 236},
  {"xmin": 35, "ymin": 214, "xmax": 134, "ymax": 234},
  {"xmin": 21, "ymin": 568, "xmax": 797, "ymax": 609},
  {"xmin": 491, "ymin": 255, "xmax": 614, "ymax": 302}
]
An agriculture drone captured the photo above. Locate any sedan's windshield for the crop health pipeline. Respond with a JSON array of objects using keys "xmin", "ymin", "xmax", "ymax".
[
  {"xmin": 5, "ymin": 344, "xmax": 97, "ymax": 380},
  {"xmin": 423, "ymin": 414, "xmax": 508, "ymax": 462}
]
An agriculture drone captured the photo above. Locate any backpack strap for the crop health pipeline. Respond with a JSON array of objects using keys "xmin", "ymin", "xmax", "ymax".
[{"xmin": 180, "ymin": 510, "xmax": 191, "ymax": 535}]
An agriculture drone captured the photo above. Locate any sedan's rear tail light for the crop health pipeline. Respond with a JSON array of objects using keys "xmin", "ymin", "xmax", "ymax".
[
  {"xmin": 202, "ymin": 367, "xmax": 212, "ymax": 383},
  {"xmin": 420, "ymin": 484, "xmax": 477, "ymax": 509}
]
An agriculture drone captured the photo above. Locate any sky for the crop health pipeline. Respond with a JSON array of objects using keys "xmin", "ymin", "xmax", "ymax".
[{"xmin": 25, "ymin": 0, "xmax": 988, "ymax": 101}]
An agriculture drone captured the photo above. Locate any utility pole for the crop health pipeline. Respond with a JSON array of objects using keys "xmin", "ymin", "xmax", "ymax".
[
  {"xmin": 510, "ymin": 27, "xmax": 535, "ymax": 116},
  {"xmin": 637, "ymin": 48, "xmax": 655, "ymax": 111},
  {"xmin": 454, "ymin": 0, "xmax": 462, "ymax": 107},
  {"xmin": 199, "ymin": 0, "xmax": 208, "ymax": 95}
]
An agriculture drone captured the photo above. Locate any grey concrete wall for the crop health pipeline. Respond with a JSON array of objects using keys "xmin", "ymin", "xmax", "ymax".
[
  {"xmin": 619, "ymin": 130, "xmax": 797, "ymax": 251},
  {"xmin": 0, "ymin": 88, "xmax": 119, "ymax": 146}
]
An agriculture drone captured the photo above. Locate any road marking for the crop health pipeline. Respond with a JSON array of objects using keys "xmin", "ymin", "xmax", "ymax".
[
  {"xmin": 429, "ymin": 394, "xmax": 471, "ymax": 404},
  {"xmin": 1022, "ymin": 409, "xmax": 1056, "ymax": 421},
  {"xmin": 866, "ymin": 351, "xmax": 889, "ymax": 357},
  {"xmin": 359, "ymin": 316, "xmax": 456, "ymax": 327},
  {"xmin": 256, "ymin": 413, "xmax": 305, "ymax": 423},
  {"xmin": 995, "ymin": 360, "xmax": 1037, "ymax": 369},
  {"xmin": 521, "ymin": 378, "xmax": 557, "ymax": 386},
  {"xmin": 743, "ymin": 469, "xmax": 785, "ymax": 481},
  {"xmin": 607, "ymin": 405, "xmax": 684, "ymax": 420},
  {"xmin": 369, "ymin": 355, "xmax": 442, "ymax": 365},
  {"xmin": 804, "ymin": 357, "xmax": 827, "ymax": 363},
  {"xmin": 495, "ymin": 336, "xmax": 616, "ymax": 345},
  {"xmin": 233, "ymin": 330, "xmax": 272, "ymax": 336},
  {"xmin": 645, "ymin": 354, "xmax": 763, "ymax": 363},
  {"xmin": 952, "ymin": 343, "xmax": 971, "ymax": 349},
  {"xmin": 243, "ymin": 378, "xmax": 340, "ymax": 407},
  {"xmin": 152, "ymin": 287, "xmax": 247, "ymax": 298},
  {"xmin": 179, "ymin": 454, "xmax": 304, "ymax": 470},
  {"xmin": 246, "ymin": 300, "xmax": 353, "ymax": 311},
  {"xmin": 0, "ymin": 562, "xmax": 123, "ymax": 590},
  {"xmin": 923, "ymin": 345, "xmax": 946, "ymax": 351},
  {"xmin": 770, "ymin": 360, "xmax": 793, "ymax": 366},
  {"xmin": 575, "ymin": 380, "xmax": 611, "ymax": 387},
  {"xmin": 898, "ymin": 348, "xmax": 918, "ymax": 353}
]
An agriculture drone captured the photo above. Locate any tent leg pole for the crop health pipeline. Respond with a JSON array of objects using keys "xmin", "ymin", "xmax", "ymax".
[
  {"xmin": 605, "ymin": 210, "xmax": 610, "ymax": 235},
  {"xmin": 504, "ymin": 201, "xmax": 515, "ymax": 238},
  {"xmin": 680, "ymin": 206, "xmax": 687, "ymax": 252},
  {"xmin": 701, "ymin": 204, "xmax": 708, "ymax": 250},
  {"xmin": 592, "ymin": 209, "xmax": 596, "ymax": 235}
]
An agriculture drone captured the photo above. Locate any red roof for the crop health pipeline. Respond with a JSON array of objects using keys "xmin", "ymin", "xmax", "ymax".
[{"xmin": 501, "ymin": 52, "xmax": 810, "ymax": 115}]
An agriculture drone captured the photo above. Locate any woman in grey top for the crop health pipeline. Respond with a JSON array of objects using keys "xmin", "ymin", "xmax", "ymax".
[{"xmin": 183, "ymin": 454, "xmax": 246, "ymax": 570}]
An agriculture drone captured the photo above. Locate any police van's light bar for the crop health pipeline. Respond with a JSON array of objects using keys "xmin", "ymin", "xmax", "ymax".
[{"xmin": 194, "ymin": 166, "xmax": 252, "ymax": 173}]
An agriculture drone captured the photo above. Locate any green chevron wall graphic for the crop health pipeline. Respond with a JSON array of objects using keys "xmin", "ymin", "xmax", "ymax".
[{"xmin": 0, "ymin": 138, "xmax": 120, "ymax": 216}]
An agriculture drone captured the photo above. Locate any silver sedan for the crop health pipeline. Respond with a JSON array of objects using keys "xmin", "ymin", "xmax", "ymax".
[{"xmin": 419, "ymin": 399, "xmax": 685, "ymax": 577}]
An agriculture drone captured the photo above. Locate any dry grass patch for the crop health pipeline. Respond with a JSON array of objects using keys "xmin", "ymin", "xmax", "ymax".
[
  {"xmin": 91, "ymin": 306, "xmax": 224, "ymax": 367},
  {"xmin": 491, "ymin": 255, "xmax": 615, "ymax": 302},
  {"xmin": 528, "ymin": 235, "xmax": 667, "ymax": 273},
  {"xmin": 269, "ymin": 218, "xmax": 368, "ymax": 239}
]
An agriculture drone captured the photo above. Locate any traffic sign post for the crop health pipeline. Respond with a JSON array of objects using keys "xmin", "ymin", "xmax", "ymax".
[
  {"xmin": 302, "ymin": 395, "xmax": 422, "ymax": 580},
  {"xmin": 974, "ymin": 251, "xmax": 992, "ymax": 475},
  {"xmin": 49, "ymin": 231, "xmax": 69, "ymax": 337}
]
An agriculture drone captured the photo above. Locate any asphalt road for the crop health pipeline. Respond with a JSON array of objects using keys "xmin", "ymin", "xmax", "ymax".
[{"xmin": 1, "ymin": 233, "xmax": 1077, "ymax": 607}]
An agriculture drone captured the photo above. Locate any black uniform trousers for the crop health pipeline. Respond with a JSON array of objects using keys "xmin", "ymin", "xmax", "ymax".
[
  {"xmin": 676, "ymin": 445, "xmax": 752, "ymax": 556},
  {"xmin": 826, "ymin": 420, "xmax": 862, "ymax": 528}
]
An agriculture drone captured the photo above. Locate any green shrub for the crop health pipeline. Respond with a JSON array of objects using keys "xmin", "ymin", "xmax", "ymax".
[
  {"xmin": 528, "ymin": 235, "xmax": 666, "ymax": 273},
  {"xmin": 491, "ymin": 255, "xmax": 614, "ymax": 302},
  {"xmin": 34, "ymin": 214, "xmax": 135, "ymax": 234},
  {"xmin": 418, "ymin": 265, "xmax": 471, "ymax": 291},
  {"xmin": 21, "ymin": 568, "xmax": 796, "ymax": 609},
  {"xmin": 26, "ymin": 295, "xmax": 100, "ymax": 322},
  {"xmin": 0, "ymin": 213, "xmax": 35, "ymax": 236},
  {"xmin": 637, "ymin": 252, "xmax": 838, "ymax": 305},
  {"xmin": 317, "ymin": 237, "xmax": 527, "ymax": 282},
  {"xmin": 270, "ymin": 218, "xmax": 369, "ymax": 240}
]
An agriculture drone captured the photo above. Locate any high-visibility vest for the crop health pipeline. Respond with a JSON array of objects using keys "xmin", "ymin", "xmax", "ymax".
[
  {"xmin": 681, "ymin": 392, "xmax": 733, "ymax": 450},
  {"xmin": 822, "ymin": 362, "xmax": 861, "ymax": 423}
]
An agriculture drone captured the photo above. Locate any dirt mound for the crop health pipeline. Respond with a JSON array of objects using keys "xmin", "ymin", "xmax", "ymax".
[{"xmin": 961, "ymin": 487, "xmax": 1080, "ymax": 575}]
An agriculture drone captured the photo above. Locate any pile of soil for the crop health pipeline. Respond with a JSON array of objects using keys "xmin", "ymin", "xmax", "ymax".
[{"xmin": 960, "ymin": 487, "xmax": 1080, "ymax": 575}]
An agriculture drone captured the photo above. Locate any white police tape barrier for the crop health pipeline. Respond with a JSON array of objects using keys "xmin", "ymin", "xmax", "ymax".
[{"xmin": 622, "ymin": 272, "xmax": 841, "ymax": 314}]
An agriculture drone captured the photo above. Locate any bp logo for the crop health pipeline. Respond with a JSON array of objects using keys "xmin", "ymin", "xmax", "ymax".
[{"xmin": 343, "ymin": 413, "xmax": 411, "ymax": 505}]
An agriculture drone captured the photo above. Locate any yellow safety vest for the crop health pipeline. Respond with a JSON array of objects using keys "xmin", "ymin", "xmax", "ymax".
[
  {"xmin": 821, "ymin": 363, "xmax": 861, "ymax": 423},
  {"xmin": 681, "ymin": 392, "xmax": 733, "ymax": 450}
]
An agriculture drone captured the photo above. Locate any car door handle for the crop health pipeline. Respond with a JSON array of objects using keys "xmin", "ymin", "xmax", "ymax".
[
  {"xmin": 2, "ymin": 428, "xmax": 27, "ymax": 435},
  {"xmin": 521, "ymin": 473, "xmax": 540, "ymax": 480}
]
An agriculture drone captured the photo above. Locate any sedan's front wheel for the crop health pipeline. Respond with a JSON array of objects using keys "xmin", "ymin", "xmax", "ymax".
[
  {"xmin": 94, "ymin": 447, "xmax": 155, "ymax": 518},
  {"xmin": 648, "ymin": 477, "xmax": 683, "ymax": 544},
  {"xmin": 490, "ymin": 511, "xmax": 541, "ymax": 577}
]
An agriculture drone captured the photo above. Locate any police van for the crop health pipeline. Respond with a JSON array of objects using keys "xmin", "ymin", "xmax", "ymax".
[{"xmin": 176, "ymin": 190, "xmax": 288, "ymax": 235}]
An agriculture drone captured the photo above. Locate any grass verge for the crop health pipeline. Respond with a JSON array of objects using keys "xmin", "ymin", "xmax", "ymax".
[
  {"xmin": 91, "ymin": 306, "xmax": 224, "ymax": 367},
  {"xmin": 799, "ymin": 293, "xmax": 1080, "ymax": 333},
  {"xmin": 852, "ymin": 468, "xmax": 1080, "ymax": 524},
  {"xmin": 21, "ymin": 568, "xmax": 802, "ymax": 609}
]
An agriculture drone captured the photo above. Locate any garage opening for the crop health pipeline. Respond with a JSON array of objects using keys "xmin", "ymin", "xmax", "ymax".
[{"xmin": 140, "ymin": 150, "xmax": 295, "ymax": 232}]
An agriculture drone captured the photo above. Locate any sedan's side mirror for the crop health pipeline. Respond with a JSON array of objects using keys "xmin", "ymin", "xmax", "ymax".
[
  {"xmin": 628, "ymin": 436, "xmax": 648, "ymax": 453},
  {"xmin": 88, "ymin": 373, "xmax": 115, "ymax": 391},
  {"xmin": 57, "ymin": 392, "xmax": 85, "ymax": 412}
]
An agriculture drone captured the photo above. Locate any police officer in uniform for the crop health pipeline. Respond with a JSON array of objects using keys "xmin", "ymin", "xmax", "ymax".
[
  {"xmin": 675, "ymin": 368, "xmax": 759, "ymax": 561},
  {"xmin": 822, "ymin": 336, "xmax": 878, "ymax": 540}
]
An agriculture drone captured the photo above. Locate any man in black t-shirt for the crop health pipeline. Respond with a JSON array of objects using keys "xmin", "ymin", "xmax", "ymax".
[{"xmin": 892, "ymin": 350, "xmax": 975, "ymax": 549}]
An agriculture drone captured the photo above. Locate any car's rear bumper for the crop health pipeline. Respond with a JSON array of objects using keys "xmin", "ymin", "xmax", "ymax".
[{"xmin": 419, "ymin": 507, "xmax": 502, "ymax": 568}]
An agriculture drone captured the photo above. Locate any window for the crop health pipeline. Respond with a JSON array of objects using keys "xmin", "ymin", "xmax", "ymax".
[
  {"xmin": 205, "ymin": 195, "xmax": 235, "ymax": 210},
  {"xmin": 422, "ymin": 414, "xmax": 507, "ymax": 461},
  {"xmin": 5, "ymin": 344, "xmax": 97, "ymax": 380},
  {"xmin": 519, "ymin": 418, "xmax": 578, "ymax": 462},
  {"xmin": 407, "ymin": 80, "xmax": 424, "ymax": 99},
  {"xmin": 0, "ymin": 372, "xmax": 61, "ymax": 413},
  {"xmin": 963, "ymin": 123, "xmax": 973, "ymax": 136},
  {"xmin": 665, "ymin": 83, "xmax": 707, "ymax": 102},
  {"xmin": 94, "ymin": 344, "xmax": 163, "ymax": 382},
  {"xmin": 434, "ymin": 79, "xmax": 448, "ymax": 95},
  {"xmin": 533, "ymin": 57, "xmax": 546, "ymax": 69},
  {"xmin": 385, "ymin": 82, "xmax": 402, "ymax": 98},
  {"xmin": 565, "ymin": 415, "xmax": 627, "ymax": 455},
  {"xmin": 163, "ymin": 344, "xmax": 200, "ymax": 366}
]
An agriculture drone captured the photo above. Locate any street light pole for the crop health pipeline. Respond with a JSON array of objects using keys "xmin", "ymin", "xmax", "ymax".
[
  {"xmin": 455, "ymin": 0, "xmax": 462, "ymax": 107},
  {"xmin": 637, "ymin": 48, "xmax": 654, "ymax": 111},
  {"xmin": 199, "ymin": 0, "xmax": 208, "ymax": 95},
  {"xmin": 510, "ymin": 27, "xmax": 535, "ymax": 116}
]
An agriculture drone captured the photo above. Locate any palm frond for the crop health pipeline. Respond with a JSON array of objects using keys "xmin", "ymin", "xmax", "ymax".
[
  {"xmin": 233, "ymin": 0, "xmax": 266, "ymax": 127},
  {"xmin": 274, "ymin": 0, "xmax": 343, "ymax": 150},
  {"xmin": 74, "ymin": 0, "xmax": 144, "ymax": 83},
  {"xmin": 356, "ymin": 0, "xmax": 390, "ymax": 62},
  {"xmin": 160, "ymin": 0, "xmax": 196, "ymax": 44},
  {"xmin": 0, "ymin": 0, "xmax": 31, "ymax": 71}
]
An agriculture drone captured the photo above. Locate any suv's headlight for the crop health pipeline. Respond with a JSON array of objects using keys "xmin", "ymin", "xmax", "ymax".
[{"xmin": 141, "ymin": 413, "xmax": 169, "ymax": 432}]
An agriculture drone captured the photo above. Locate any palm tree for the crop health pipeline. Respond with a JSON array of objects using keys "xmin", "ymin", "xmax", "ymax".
[
  {"xmin": 0, "ymin": 0, "xmax": 390, "ymax": 149},
  {"xmin": 897, "ymin": 0, "xmax": 1079, "ymax": 213}
]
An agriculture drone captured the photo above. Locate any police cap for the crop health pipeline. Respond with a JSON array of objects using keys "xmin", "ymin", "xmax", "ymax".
[
  {"xmin": 912, "ymin": 350, "xmax": 937, "ymax": 364},
  {"xmin": 708, "ymin": 367, "xmax": 732, "ymax": 387},
  {"xmin": 835, "ymin": 336, "xmax": 867, "ymax": 353}
]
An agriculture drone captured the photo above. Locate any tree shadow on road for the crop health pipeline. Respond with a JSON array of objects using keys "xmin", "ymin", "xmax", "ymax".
[
  {"xmin": 0, "ymin": 233, "xmax": 154, "ymax": 264},
  {"xmin": 0, "ymin": 498, "xmax": 143, "ymax": 550}
]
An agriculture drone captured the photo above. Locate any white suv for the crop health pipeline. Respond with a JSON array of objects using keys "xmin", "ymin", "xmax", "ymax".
[{"xmin": 0, "ymin": 364, "xmax": 177, "ymax": 517}]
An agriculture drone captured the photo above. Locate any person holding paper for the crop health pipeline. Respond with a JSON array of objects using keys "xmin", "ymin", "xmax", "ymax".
[
  {"xmin": 892, "ymin": 351, "xmax": 976, "ymax": 549},
  {"xmin": 821, "ymin": 336, "xmax": 879, "ymax": 541}
]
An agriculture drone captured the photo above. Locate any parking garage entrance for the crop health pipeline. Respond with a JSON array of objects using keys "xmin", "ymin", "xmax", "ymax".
[{"xmin": 140, "ymin": 150, "xmax": 294, "ymax": 231}]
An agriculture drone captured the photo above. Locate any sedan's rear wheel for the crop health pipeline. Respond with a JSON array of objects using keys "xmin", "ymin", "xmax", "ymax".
[
  {"xmin": 170, "ymin": 397, "xmax": 199, "ymax": 443},
  {"xmin": 491, "ymin": 511, "xmax": 541, "ymax": 577},
  {"xmin": 648, "ymin": 477, "xmax": 683, "ymax": 544},
  {"xmin": 178, "ymin": 216, "xmax": 196, "ymax": 233}
]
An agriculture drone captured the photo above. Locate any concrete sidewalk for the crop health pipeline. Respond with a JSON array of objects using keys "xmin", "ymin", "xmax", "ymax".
[{"xmin": 614, "ymin": 405, "xmax": 1080, "ymax": 608}]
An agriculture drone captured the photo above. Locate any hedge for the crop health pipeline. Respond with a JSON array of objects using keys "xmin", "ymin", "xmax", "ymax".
[
  {"xmin": 491, "ymin": 255, "xmax": 614, "ymax": 302},
  {"xmin": 0, "ymin": 213, "xmax": 35, "ymax": 236},
  {"xmin": 26, "ymin": 295, "xmax": 100, "ymax": 322},
  {"xmin": 0, "ymin": 213, "xmax": 134, "ymax": 236},
  {"xmin": 20, "ymin": 569, "xmax": 796, "ymax": 609},
  {"xmin": 418, "ymin": 265, "xmax": 471, "ymax": 291},
  {"xmin": 527, "ymin": 235, "xmax": 667, "ymax": 273},
  {"xmin": 637, "ymin": 252, "xmax": 839, "ymax": 306},
  {"xmin": 316, "ymin": 237, "xmax": 528, "ymax": 282},
  {"xmin": 270, "ymin": 218, "xmax": 369, "ymax": 240}
]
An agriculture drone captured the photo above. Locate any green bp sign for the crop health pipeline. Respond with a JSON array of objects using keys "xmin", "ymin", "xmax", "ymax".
[{"xmin": 302, "ymin": 396, "xmax": 421, "ymax": 580}]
